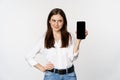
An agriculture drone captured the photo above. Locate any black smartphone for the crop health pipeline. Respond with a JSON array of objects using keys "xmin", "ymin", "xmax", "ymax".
[{"xmin": 77, "ymin": 21, "xmax": 86, "ymax": 39}]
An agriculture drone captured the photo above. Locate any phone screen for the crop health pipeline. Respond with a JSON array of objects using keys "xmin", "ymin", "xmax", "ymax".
[{"xmin": 77, "ymin": 21, "xmax": 86, "ymax": 39}]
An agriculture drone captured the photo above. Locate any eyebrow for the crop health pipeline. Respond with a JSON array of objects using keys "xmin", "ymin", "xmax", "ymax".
[
  {"xmin": 51, "ymin": 19, "xmax": 62, "ymax": 20},
  {"xmin": 51, "ymin": 19, "xmax": 63, "ymax": 22}
]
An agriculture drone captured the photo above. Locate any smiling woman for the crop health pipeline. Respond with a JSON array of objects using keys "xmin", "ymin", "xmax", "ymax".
[
  {"xmin": 1, "ymin": 0, "xmax": 120, "ymax": 80},
  {"xmin": 25, "ymin": 8, "xmax": 88, "ymax": 80}
]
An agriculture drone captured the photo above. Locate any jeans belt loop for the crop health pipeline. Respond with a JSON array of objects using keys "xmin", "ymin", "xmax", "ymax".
[
  {"xmin": 66, "ymin": 68, "xmax": 68, "ymax": 74},
  {"xmin": 53, "ymin": 68, "xmax": 55, "ymax": 73}
]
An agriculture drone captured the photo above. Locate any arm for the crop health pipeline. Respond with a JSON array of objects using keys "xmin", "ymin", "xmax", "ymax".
[
  {"xmin": 73, "ymin": 39, "xmax": 81, "ymax": 55},
  {"xmin": 25, "ymin": 38, "xmax": 46, "ymax": 72},
  {"xmin": 25, "ymin": 38, "xmax": 54, "ymax": 72},
  {"xmin": 34, "ymin": 62, "xmax": 54, "ymax": 72},
  {"xmin": 34, "ymin": 63, "xmax": 46, "ymax": 72},
  {"xmin": 73, "ymin": 30, "xmax": 88, "ymax": 55}
]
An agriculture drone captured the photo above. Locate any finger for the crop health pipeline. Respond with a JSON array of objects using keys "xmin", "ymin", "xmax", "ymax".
[
  {"xmin": 47, "ymin": 66, "xmax": 54, "ymax": 70},
  {"xmin": 47, "ymin": 62, "xmax": 54, "ymax": 67},
  {"xmin": 44, "ymin": 65, "xmax": 51, "ymax": 70},
  {"xmin": 85, "ymin": 30, "xmax": 88, "ymax": 36},
  {"xmin": 47, "ymin": 64, "xmax": 54, "ymax": 67},
  {"xmin": 46, "ymin": 64, "xmax": 54, "ymax": 70},
  {"xmin": 49, "ymin": 64, "xmax": 54, "ymax": 69}
]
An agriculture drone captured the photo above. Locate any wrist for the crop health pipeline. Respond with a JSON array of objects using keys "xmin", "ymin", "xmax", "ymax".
[
  {"xmin": 76, "ymin": 39, "xmax": 81, "ymax": 43},
  {"xmin": 34, "ymin": 64, "xmax": 47, "ymax": 72},
  {"xmin": 42, "ymin": 66, "xmax": 47, "ymax": 72}
]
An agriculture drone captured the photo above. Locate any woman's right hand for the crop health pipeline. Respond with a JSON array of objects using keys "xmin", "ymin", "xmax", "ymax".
[
  {"xmin": 34, "ymin": 62, "xmax": 54, "ymax": 72},
  {"xmin": 44, "ymin": 62, "xmax": 54, "ymax": 71}
]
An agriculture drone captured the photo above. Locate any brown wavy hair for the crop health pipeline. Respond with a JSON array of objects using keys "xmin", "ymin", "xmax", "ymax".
[{"xmin": 44, "ymin": 8, "xmax": 71, "ymax": 48}]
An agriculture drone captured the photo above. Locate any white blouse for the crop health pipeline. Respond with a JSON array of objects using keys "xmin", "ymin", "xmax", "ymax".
[{"xmin": 25, "ymin": 33, "xmax": 79, "ymax": 69}]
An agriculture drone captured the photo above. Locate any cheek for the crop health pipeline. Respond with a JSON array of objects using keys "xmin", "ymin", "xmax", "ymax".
[
  {"xmin": 59, "ymin": 22, "xmax": 64, "ymax": 27},
  {"xmin": 49, "ymin": 22, "xmax": 54, "ymax": 27}
]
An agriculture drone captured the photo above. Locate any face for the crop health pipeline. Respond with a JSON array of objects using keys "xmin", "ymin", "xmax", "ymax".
[{"xmin": 49, "ymin": 14, "xmax": 64, "ymax": 32}]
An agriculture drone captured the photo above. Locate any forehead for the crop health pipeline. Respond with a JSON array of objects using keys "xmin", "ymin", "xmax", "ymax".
[{"xmin": 50, "ymin": 14, "xmax": 63, "ymax": 20}]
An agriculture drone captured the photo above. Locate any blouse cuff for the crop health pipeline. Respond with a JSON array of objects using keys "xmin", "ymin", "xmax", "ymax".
[
  {"xmin": 73, "ymin": 50, "xmax": 79, "ymax": 61},
  {"xmin": 25, "ymin": 57, "xmax": 38, "ymax": 67},
  {"xmin": 73, "ymin": 50, "xmax": 79, "ymax": 57}
]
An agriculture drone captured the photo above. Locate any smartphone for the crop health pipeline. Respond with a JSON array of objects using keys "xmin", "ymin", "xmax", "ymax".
[{"xmin": 77, "ymin": 21, "xmax": 86, "ymax": 39}]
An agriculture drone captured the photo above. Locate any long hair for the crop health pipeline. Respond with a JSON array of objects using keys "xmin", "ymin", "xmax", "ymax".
[{"xmin": 44, "ymin": 8, "xmax": 71, "ymax": 48}]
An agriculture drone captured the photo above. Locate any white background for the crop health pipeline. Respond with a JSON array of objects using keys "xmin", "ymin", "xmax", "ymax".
[{"xmin": 0, "ymin": 0, "xmax": 120, "ymax": 80}]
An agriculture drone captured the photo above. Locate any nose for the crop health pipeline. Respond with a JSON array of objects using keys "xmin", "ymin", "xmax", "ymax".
[{"xmin": 55, "ymin": 21, "xmax": 59, "ymax": 25}]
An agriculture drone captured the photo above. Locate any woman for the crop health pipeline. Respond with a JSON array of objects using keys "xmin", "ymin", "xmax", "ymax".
[{"xmin": 25, "ymin": 8, "xmax": 88, "ymax": 80}]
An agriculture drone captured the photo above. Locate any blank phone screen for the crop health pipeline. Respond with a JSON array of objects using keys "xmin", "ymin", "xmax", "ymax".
[{"xmin": 77, "ymin": 21, "xmax": 86, "ymax": 39}]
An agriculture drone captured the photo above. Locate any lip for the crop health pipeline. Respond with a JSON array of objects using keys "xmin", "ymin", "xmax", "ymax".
[{"xmin": 54, "ymin": 26, "xmax": 59, "ymax": 29}]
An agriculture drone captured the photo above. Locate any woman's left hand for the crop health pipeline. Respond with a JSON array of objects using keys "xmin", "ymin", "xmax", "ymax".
[
  {"xmin": 75, "ymin": 30, "xmax": 88, "ymax": 38},
  {"xmin": 85, "ymin": 30, "xmax": 88, "ymax": 37}
]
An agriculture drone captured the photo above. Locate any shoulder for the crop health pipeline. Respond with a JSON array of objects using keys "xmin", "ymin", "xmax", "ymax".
[
  {"xmin": 40, "ymin": 33, "xmax": 45, "ymax": 41},
  {"xmin": 36, "ymin": 34, "xmax": 46, "ymax": 48}
]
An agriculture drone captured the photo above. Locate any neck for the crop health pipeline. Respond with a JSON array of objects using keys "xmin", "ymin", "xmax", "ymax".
[{"xmin": 53, "ymin": 31, "xmax": 61, "ymax": 41}]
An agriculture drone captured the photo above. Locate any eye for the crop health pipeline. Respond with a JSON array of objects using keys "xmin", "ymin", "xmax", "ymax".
[
  {"xmin": 52, "ymin": 19, "xmax": 56, "ymax": 22},
  {"xmin": 58, "ymin": 20, "xmax": 63, "ymax": 22}
]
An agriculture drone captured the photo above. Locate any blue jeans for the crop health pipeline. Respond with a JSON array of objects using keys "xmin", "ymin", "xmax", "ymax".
[{"xmin": 44, "ymin": 71, "xmax": 77, "ymax": 80}]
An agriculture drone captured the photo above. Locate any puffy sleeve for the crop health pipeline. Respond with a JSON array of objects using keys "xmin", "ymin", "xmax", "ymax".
[
  {"xmin": 68, "ymin": 33, "xmax": 79, "ymax": 61},
  {"xmin": 25, "ymin": 37, "xmax": 44, "ymax": 67}
]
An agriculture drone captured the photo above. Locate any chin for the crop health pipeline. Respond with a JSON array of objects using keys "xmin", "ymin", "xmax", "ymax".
[{"xmin": 53, "ymin": 29, "xmax": 61, "ymax": 32}]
